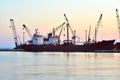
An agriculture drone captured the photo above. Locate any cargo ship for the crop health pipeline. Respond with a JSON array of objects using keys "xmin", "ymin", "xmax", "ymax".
[
  {"xmin": 10, "ymin": 14, "xmax": 115, "ymax": 52},
  {"xmin": 21, "ymin": 14, "xmax": 115, "ymax": 52}
]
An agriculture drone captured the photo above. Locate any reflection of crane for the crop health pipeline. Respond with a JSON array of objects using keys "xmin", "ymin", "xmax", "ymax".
[
  {"xmin": 94, "ymin": 14, "xmax": 103, "ymax": 42},
  {"xmin": 23, "ymin": 24, "xmax": 32, "ymax": 39},
  {"xmin": 10, "ymin": 19, "xmax": 19, "ymax": 47},
  {"xmin": 116, "ymin": 9, "xmax": 120, "ymax": 38}
]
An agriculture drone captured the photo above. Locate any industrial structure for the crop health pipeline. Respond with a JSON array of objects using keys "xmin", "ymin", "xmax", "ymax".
[
  {"xmin": 113, "ymin": 9, "xmax": 120, "ymax": 49},
  {"xmin": 94, "ymin": 14, "xmax": 103, "ymax": 43},
  {"xmin": 10, "ymin": 19, "xmax": 19, "ymax": 48},
  {"xmin": 20, "ymin": 14, "xmax": 114, "ymax": 52}
]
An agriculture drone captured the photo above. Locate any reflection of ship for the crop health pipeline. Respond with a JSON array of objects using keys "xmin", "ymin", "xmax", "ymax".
[{"xmin": 10, "ymin": 14, "xmax": 115, "ymax": 52}]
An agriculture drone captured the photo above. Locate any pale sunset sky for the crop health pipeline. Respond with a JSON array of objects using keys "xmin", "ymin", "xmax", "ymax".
[{"xmin": 0, "ymin": 0, "xmax": 120, "ymax": 48}]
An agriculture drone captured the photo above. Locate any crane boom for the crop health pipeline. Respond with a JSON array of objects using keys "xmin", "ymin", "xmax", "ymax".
[
  {"xmin": 53, "ymin": 22, "xmax": 65, "ymax": 36},
  {"xmin": 64, "ymin": 14, "xmax": 69, "ymax": 22},
  {"xmin": 116, "ymin": 9, "xmax": 120, "ymax": 38},
  {"xmin": 94, "ymin": 14, "xmax": 103, "ymax": 42},
  {"xmin": 23, "ymin": 24, "xmax": 32, "ymax": 39},
  {"xmin": 10, "ymin": 19, "xmax": 19, "ymax": 47}
]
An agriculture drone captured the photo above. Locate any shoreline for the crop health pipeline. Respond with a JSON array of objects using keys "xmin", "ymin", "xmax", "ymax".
[{"xmin": 0, "ymin": 49, "xmax": 24, "ymax": 51}]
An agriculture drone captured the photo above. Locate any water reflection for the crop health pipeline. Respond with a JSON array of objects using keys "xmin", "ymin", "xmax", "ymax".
[{"xmin": 0, "ymin": 52, "xmax": 120, "ymax": 80}]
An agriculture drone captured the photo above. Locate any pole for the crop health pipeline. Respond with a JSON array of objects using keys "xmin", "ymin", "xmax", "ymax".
[
  {"xmin": 67, "ymin": 23, "xmax": 69, "ymax": 44},
  {"xmin": 23, "ymin": 28, "xmax": 25, "ymax": 44},
  {"xmin": 85, "ymin": 30, "xmax": 87, "ymax": 44}
]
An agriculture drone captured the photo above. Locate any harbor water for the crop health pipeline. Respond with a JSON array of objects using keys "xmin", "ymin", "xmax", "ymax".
[{"xmin": 0, "ymin": 51, "xmax": 120, "ymax": 80}]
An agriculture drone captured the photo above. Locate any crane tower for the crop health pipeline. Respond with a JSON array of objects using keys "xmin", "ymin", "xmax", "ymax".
[
  {"xmin": 116, "ymin": 9, "xmax": 120, "ymax": 38},
  {"xmin": 10, "ymin": 19, "xmax": 19, "ymax": 47},
  {"xmin": 94, "ymin": 14, "xmax": 103, "ymax": 43}
]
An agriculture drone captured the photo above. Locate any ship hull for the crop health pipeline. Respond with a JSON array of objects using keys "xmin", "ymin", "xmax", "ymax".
[
  {"xmin": 113, "ymin": 42, "xmax": 120, "ymax": 50},
  {"xmin": 21, "ymin": 40, "xmax": 115, "ymax": 52}
]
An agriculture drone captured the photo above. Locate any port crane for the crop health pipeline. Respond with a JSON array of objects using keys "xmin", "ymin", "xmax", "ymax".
[
  {"xmin": 116, "ymin": 9, "xmax": 120, "ymax": 38},
  {"xmin": 53, "ymin": 14, "xmax": 76, "ymax": 44},
  {"xmin": 23, "ymin": 24, "xmax": 32, "ymax": 39},
  {"xmin": 53, "ymin": 22, "xmax": 65, "ymax": 44},
  {"xmin": 88, "ymin": 25, "xmax": 91, "ymax": 44},
  {"xmin": 64, "ymin": 14, "xmax": 70, "ymax": 44},
  {"xmin": 53, "ymin": 22, "xmax": 65, "ymax": 37},
  {"xmin": 64, "ymin": 14, "xmax": 75, "ymax": 44},
  {"xmin": 10, "ymin": 19, "xmax": 19, "ymax": 47},
  {"xmin": 94, "ymin": 14, "xmax": 103, "ymax": 43}
]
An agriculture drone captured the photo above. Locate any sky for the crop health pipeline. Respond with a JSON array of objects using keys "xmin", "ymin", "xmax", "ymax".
[{"xmin": 0, "ymin": 0, "xmax": 120, "ymax": 48}]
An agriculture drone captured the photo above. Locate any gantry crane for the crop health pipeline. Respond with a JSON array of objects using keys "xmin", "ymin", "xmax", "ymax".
[
  {"xmin": 10, "ymin": 19, "xmax": 19, "ymax": 47},
  {"xmin": 116, "ymin": 9, "xmax": 120, "ymax": 38},
  {"xmin": 94, "ymin": 14, "xmax": 103, "ymax": 43}
]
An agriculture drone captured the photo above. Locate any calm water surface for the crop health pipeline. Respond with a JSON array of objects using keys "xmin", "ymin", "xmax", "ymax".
[{"xmin": 0, "ymin": 51, "xmax": 120, "ymax": 80}]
